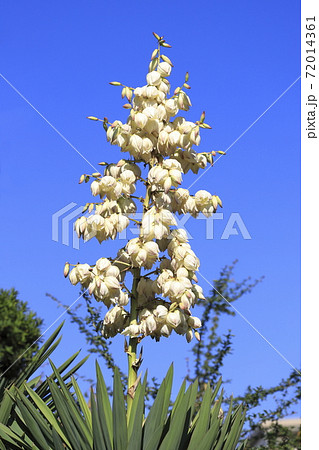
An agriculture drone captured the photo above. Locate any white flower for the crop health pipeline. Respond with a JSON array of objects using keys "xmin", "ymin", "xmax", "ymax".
[
  {"xmin": 156, "ymin": 104, "xmax": 168, "ymax": 121},
  {"xmin": 188, "ymin": 125, "xmax": 198, "ymax": 143},
  {"xmin": 146, "ymin": 71, "xmax": 161, "ymax": 86},
  {"xmin": 148, "ymin": 160, "xmax": 183, "ymax": 193},
  {"xmin": 70, "ymin": 264, "xmax": 91, "ymax": 286},
  {"xmin": 134, "ymin": 112, "xmax": 148, "ymax": 129},
  {"xmin": 157, "ymin": 61, "xmax": 171, "ymax": 77},
  {"xmin": 142, "ymin": 137, "xmax": 153, "ymax": 154},
  {"xmin": 158, "ymin": 130, "xmax": 169, "ymax": 146},
  {"xmin": 178, "ymin": 91, "xmax": 192, "ymax": 111},
  {"xmin": 148, "ymin": 166, "xmax": 168, "ymax": 184},
  {"xmin": 156, "ymin": 90, "xmax": 166, "ymax": 103},
  {"xmin": 165, "ymin": 98, "xmax": 179, "ymax": 116},
  {"xmin": 102, "ymin": 306, "xmax": 128, "ymax": 338},
  {"xmin": 174, "ymin": 188, "xmax": 190, "ymax": 205},
  {"xmin": 95, "ymin": 257, "xmax": 111, "ymax": 273},
  {"xmin": 168, "ymin": 130, "xmax": 181, "ymax": 146},
  {"xmin": 160, "ymin": 324, "xmax": 172, "ymax": 337},
  {"xmin": 188, "ymin": 316, "xmax": 202, "ymax": 328},
  {"xmin": 91, "ymin": 180, "xmax": 100, "ymax": 196},
  {"xmin": 170, "ymin": 228, "xmax": 189, "ymax": 243},
  {"xmin": 192, "ymin": 284, "xmax": 205, "ymax": 300},
  {"xmin": 166, "ymin": 311, "xmax": 181, "ymax": 328},
  {"xmin": 118, "ymin": 291, "xmax": 129, "ymax": 306},
  {"xmin": 145, "ymin": 85, "xmax": 158, "ymax": 98},
  {"xmin": 129, "ymin": 134, "xmax": 143, "ymax": 153},
  {"xmin": 144, "ymin": 315, "xmax": 157, "ymax": 333},
  {"xmin": 158, "ymin": 80, "xmax": 170, "ymax": 94},
  {"xmin": 183, "ymin": 253, "xmax": 200, "ymax": 271},
  {"xmin": 115, "ymin": 214, "xmax": 130, "ymax": 233},
  {"xmin": 183, "ymin": 197, "xmax": 197, "ymax": 215},
  {"xmin": 141, "ymin": 207, "xmax": 176, "ymax": 240},
  {"xmin": 134, "ymin": 87, "xmax": 144, "ymax": 97},
  {"xmin": 105, "ymin": 264, "xmax": 120, "ymax": 278},
  {"xmin": 143, "ymin": 240, "xmax": 160, "ymax": 257},
  {"xmin": 105, "ymin": 163, "xmax": 122, "ymax": 178},
  {"xmin": 179, "ymin": 120, "xmax": 196, "ymax": 134},
  {"xmin": 122, "ymin": 162, "xmax": 141, "ymax": 178},
  {"xmin": 194, "ymin": 190, "xmax": 215, "ymax": 217},
  {"xmin": 154, "ymin": 304, "xmax": 168, "ymax": 321},
  {"xmin": 143, "ymin": 106, "xmax": 158, "ymax": 119},
  {"xmin": 126, "ymin": 238, "xmax": 159, "ymax": 269},
  {"xmin": 144, "ymin": 118, "xmax": 162, "ymax": 135},
  {"xmin": 179, "ymin": 292, "xmax": 194, "ymax": 310},
  {"xmin": 69, "ymin": 41, "xmax": 209, "ymax": 342},
  {"xmin": 122, "ymin": 324, "xmax": 140, "ymax": 337},
  {"xmin": 120, "ymin": 170, "xmax": 136, "ymax": 184},
  {"xmin": 75, "ymin": 216, "xmax": 87, "ymax": 238},
  {"xmin": 69, "ymin": 268, "xmax": 78, "ymax": 285}
]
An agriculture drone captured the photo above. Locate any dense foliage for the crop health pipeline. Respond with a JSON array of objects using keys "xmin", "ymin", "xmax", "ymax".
[{"xmin": 0, "ymin": 288, "xmax": 43, "ymax": 382}]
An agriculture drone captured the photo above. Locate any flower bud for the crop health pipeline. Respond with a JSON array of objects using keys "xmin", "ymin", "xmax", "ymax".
[
  {"xmin": 64, "ymin": 263, "xmax": 70, "ymax": 278},
  {"xmin": 195, "ymin": 331, "xmax": 201, "ymax": 341},
  {"xmin": 186, "ymin": 329, "xmax": 193, "ymax": 343}
]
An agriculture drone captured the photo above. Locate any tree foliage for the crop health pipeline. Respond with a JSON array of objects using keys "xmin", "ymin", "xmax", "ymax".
[{"xmin": 0, "ymin": 288, "xmax": 43, "ymax": 382}]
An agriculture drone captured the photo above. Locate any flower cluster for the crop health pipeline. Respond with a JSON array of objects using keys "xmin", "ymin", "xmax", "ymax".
[
  {"xmin": 74, "ymin": 162, "xmax": 141, "ymax": 243},
  {"xmin": 66, "ymin": 34, "xmax": 222, "ymax": 344},
  {"xmin": 105, "ymin": 60, "xmax": 203, "ymax": 167},
  {"xmin": 141, "ymin": 206, "xmax": 177, "ymax": 240},
  {"xmin": 122, "ymin": 303, "xmax": 201, "ymax": 343},
  {"xmin": 126, "ymin": 238, "xmax": 159, "ymax": 270},
  {"xmin": 91, "ymin": 161, "xmax": 141, "ymax": 199},
  {"xmin": 69, "ymin": 258, "xmax": 128, "ymax": 308},
  {"xmin": 102, "ymin": 306, "xmax": 129, "ymax": 338}
]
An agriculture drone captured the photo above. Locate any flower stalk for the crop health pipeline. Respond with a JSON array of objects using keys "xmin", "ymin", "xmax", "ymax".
[{"xmin": 127, "ymin": 267, "xmax": 140, "ymax": 419}]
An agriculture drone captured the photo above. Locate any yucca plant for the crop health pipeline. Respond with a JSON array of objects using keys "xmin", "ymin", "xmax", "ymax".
[
  {"xmin": 0, "ymin": 362, "xmax": 246, "ymax": 450},
  {"xmin": 63, "ymin": 31, "xmax": 228, "ymax": 425},
  {"xmin": 0, "ymin": 323, "xmax": 88, "ymax": 449}
]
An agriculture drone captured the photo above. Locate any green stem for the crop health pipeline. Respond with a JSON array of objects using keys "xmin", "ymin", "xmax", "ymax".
[
  {"xmin": 126, "ymin": 183, "xmax": 152, "ymax": 421},
  {"xmin": 127, "ymin": 267, "xmax": 140, "ymax": 420}
]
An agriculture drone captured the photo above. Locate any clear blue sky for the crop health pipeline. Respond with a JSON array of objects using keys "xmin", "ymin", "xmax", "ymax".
[{"xmin": 0, "ymin": 0, "xmax": 300, "ymax": 411}]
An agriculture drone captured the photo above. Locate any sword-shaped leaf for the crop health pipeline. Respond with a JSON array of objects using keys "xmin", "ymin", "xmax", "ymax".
[
  {"xmin": 112, "ymin": 367, "xmax": 127, "ymax": 450},
  {"xmin": 143, "ymin": 365, "xmax": 173, "ymax": 450},
  {"xmin": 96, "ymin": 361, "xmax": 113, "ymax": 450},
  {"xmin": 127, "ymin": 374, "xmax": 147, "ymax": 450}
]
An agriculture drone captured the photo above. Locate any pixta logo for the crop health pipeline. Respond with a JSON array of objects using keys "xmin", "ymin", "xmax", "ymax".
[
  {"xmin": 52, "ymin": 204, "xmax": 251, "ymax": 249},
  {"xmin": 52, "ymin": 203, "xmax": 85, "ymax": 250}
]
